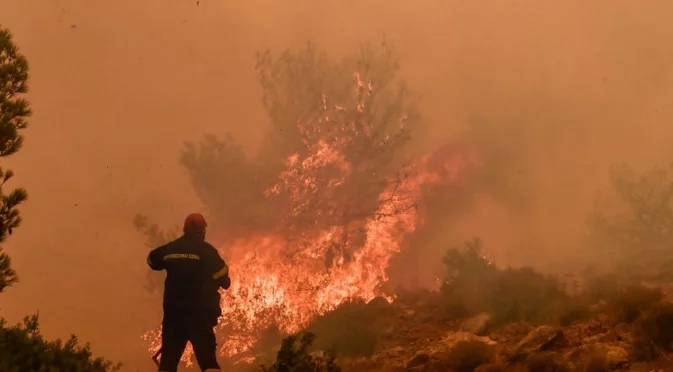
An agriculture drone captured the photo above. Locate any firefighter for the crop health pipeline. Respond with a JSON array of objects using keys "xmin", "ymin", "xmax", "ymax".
[{"xmin": 147, "ymin": 213, "xmax": 231, "ymax": 372}]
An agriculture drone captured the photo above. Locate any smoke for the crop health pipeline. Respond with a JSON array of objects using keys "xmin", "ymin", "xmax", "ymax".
[{"xmin": 0, "ymin": 0, "xmax": 672, "ymax": 369}]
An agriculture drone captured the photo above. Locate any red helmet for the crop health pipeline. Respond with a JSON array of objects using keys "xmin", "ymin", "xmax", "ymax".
[{"xmin": 184, "ymin": 213, "xmax": 208, "ymax": 233}]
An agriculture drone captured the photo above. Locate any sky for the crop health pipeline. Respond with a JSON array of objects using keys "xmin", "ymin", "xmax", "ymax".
[{"xmin": 1, "ymin": 0, "xmax": 673, "ymax": 369}]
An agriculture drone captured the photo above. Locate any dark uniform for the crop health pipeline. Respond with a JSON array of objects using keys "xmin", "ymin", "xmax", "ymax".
[{"xmin": 147, "ymin": 213, "xmax": 230, "ymax": 372}]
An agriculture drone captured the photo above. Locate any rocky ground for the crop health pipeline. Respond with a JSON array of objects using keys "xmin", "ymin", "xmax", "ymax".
[{"xmin": 331, "ymin": 293, "xmax": 673, "ymax": 372}]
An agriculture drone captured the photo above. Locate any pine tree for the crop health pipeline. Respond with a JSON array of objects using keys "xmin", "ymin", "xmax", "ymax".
[
  {"xmin": 0, "ymin": 26, "xmax": 30, "ymax": 293},
  {"xmin": 0, "ymin": 26, "xmax": 120, "ymax": 371}
]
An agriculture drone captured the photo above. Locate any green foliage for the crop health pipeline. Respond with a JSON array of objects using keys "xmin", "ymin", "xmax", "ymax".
[
  {"xmin": 440, "ymin": 239, "xmax": 569, "ymax": 325},
  {"xmin": 0, "ymin": 26, "xmax": 30, "ymax": 293},
  {"xmin": 0, "ymin": 314, "xmax": 121, "ymax": 372},
  {"xmin": 444, "ymin": 340, "xmax": 494, "ymax": 372},
  {"xmin": 0, "ymin": 246, "xmax": 17, "ymax": 292},
  {"xmin": 260, "ymin": 331, "xmax": 340, "ymax": 372},
  {"xmin": 590, "ymin": 163, "xmax": 673, "ymax": 280},
  {"xmin": 0, "ymin": 27, "xmax": 30, "ymax": 157}
]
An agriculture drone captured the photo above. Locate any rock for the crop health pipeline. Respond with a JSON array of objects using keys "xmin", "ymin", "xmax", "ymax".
[
  {"xmin": 509, "ymin": 325, "xmax": 564, "ymax": 361},
  {"xmin": 443, "ymin": 331, "xmax": 497, "ymax": 350},
  {"xmin": 614, "ymin": 322, "xmax": 633, "ymax": 343},
  {"xmin": 603, "ymin": 344, "xmax": 629, "ymax": 367},
  {"xmin": 460, "ymin": 313, "xmax": 492, "ymax": 335},
  {"xmin": 490, "ymin": 322, "xmax": 534, "ymax": 344},
  {"xmin": 442, "ymin": 332, "xmax": 496, "ymax": 349},
  {"xmin": 584, "ymin": 343, "xmax": 629, "ymax": 368},
  {"xmin": 387, "ymin": 346, "xmax": 406, "ymax": 356},
  {"xmin": 405, "ymin": 351, "xmax": 431, "ymax": 370},
  {"xmin": 566, "ymin": 342, "xmax": 629, "ymax": 369}
]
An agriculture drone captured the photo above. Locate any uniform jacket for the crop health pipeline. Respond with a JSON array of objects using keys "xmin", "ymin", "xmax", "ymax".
[{"xmin": 147, "ymin": 234, "xmax": 230, "ymax": 321}]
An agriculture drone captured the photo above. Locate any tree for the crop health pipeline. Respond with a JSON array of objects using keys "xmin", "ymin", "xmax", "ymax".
[
  {"xmin": 0, "ymin": 26, "xmax": 119, "ymax": 371},
  {"xmin": 136, "ymin": 39, "xmax": 428, "ymax": 364},
  {"xmin": 137, "ymin": 38, "xmax": 421, "ymax": 290},
  {"xmin": 0, "ymin": 315, "xmax": 121, "ymax": 372},
  {"xmin": 0, "ymin": 27, "xmax": 30, "ymax": 293},
  {"xmin": 178, "ymin": 40, "xmax": 418, "ymax": 237},
  {"xmin": 589, "ymin": 163, "xmax": 673, "ymax": 280}
]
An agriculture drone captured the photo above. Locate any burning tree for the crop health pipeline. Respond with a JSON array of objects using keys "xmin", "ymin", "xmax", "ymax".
[
  {"xmin": 137, "ymin": 40, "xmax": 480, "ymax": 364},
  {"xmin": 183, "ymin": 40, "xmax": 417, "ymax": 236}
]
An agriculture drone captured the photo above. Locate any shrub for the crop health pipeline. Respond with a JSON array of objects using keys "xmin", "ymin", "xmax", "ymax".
[
  {"xmin": 445, "ymin": 340, "xmax": 494, "ymax": 372},
  {"xmin": 261, "ymin": 331, "xmax": 340, "ymax": 372},
  {"xmin": 556, "ymin": 296, "xmax": 593, "ymax": 327},
  {"xmin": 524, "ymin": 352, "xmax": 569, "ymax": 372},
  {"xmin": 631, "ymin": 302, "xmax": 673, "ymax": 361},
  {"xmin": 584, "ymin": 274, "xmax": 622, "ymax": 302},
  {"xmin": 489, "ymin": 267, "xmax": 567, "ymax": 325},
  {"xmin": 440, "ymin": 238, "xmax": 499, "ymax": 319},
  {"xmin": 440, "ymin": 239, "xmax": 570, "ymax": 326},
  {"xmin": 305, "ymin": 300, "xmax": 384, "ymax": 357},
  {"xmin": 606, "ymin": 284, "xmax": 663, "ymax": 324},
  {"xmin": 0, "ymin": 314, "xmax": 120, "ymax": 372}
]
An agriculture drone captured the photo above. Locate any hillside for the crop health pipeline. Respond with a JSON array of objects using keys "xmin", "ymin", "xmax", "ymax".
[{"xmin": 254, "ymin": 249, "xmax": 673, "ymax": 372}]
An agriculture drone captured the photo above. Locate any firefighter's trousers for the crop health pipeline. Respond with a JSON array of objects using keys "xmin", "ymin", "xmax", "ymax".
[{"xmin": 158, "ymin": 313, "xmax": 220, "ymax": 372}]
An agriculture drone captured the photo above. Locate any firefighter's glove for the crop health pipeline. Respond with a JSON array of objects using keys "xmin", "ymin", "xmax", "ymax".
[{"xmin": 221, "ymin": 275, "xmax": 231, "ymax": 290}]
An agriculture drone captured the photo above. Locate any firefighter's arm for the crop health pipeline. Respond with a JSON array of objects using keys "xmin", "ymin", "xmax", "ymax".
[
  {"xmin": 213, "ymin": 263, "xmax": 231, "ymax": 290},
  {"xmin": 207, "ymin": 245, "xmax": 231, "ymax": 290},
  {"xmin": 147, "ymin": 246, "xmax": 166, "ymax": 271}
]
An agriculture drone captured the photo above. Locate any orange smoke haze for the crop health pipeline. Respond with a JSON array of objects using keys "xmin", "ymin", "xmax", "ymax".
[{"xmin": 1, "ymin": 0, "xmax": 673, "ymax": 370}]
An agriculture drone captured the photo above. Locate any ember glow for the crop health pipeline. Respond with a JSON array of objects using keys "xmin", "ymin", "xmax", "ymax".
[{"xmin": 142, "ymin": 72, "xmax": 481, "ymax": 365}]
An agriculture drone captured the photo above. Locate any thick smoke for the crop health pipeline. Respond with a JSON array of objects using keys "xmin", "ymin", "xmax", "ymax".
[{"xmin": 0, "ymin": 0, "xmax": 672, "ymax": 370}]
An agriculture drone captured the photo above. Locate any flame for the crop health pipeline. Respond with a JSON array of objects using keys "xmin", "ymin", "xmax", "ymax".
[{"xmin": 142, "ymin": 72, "xmax": 481, "ymax": 364}]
